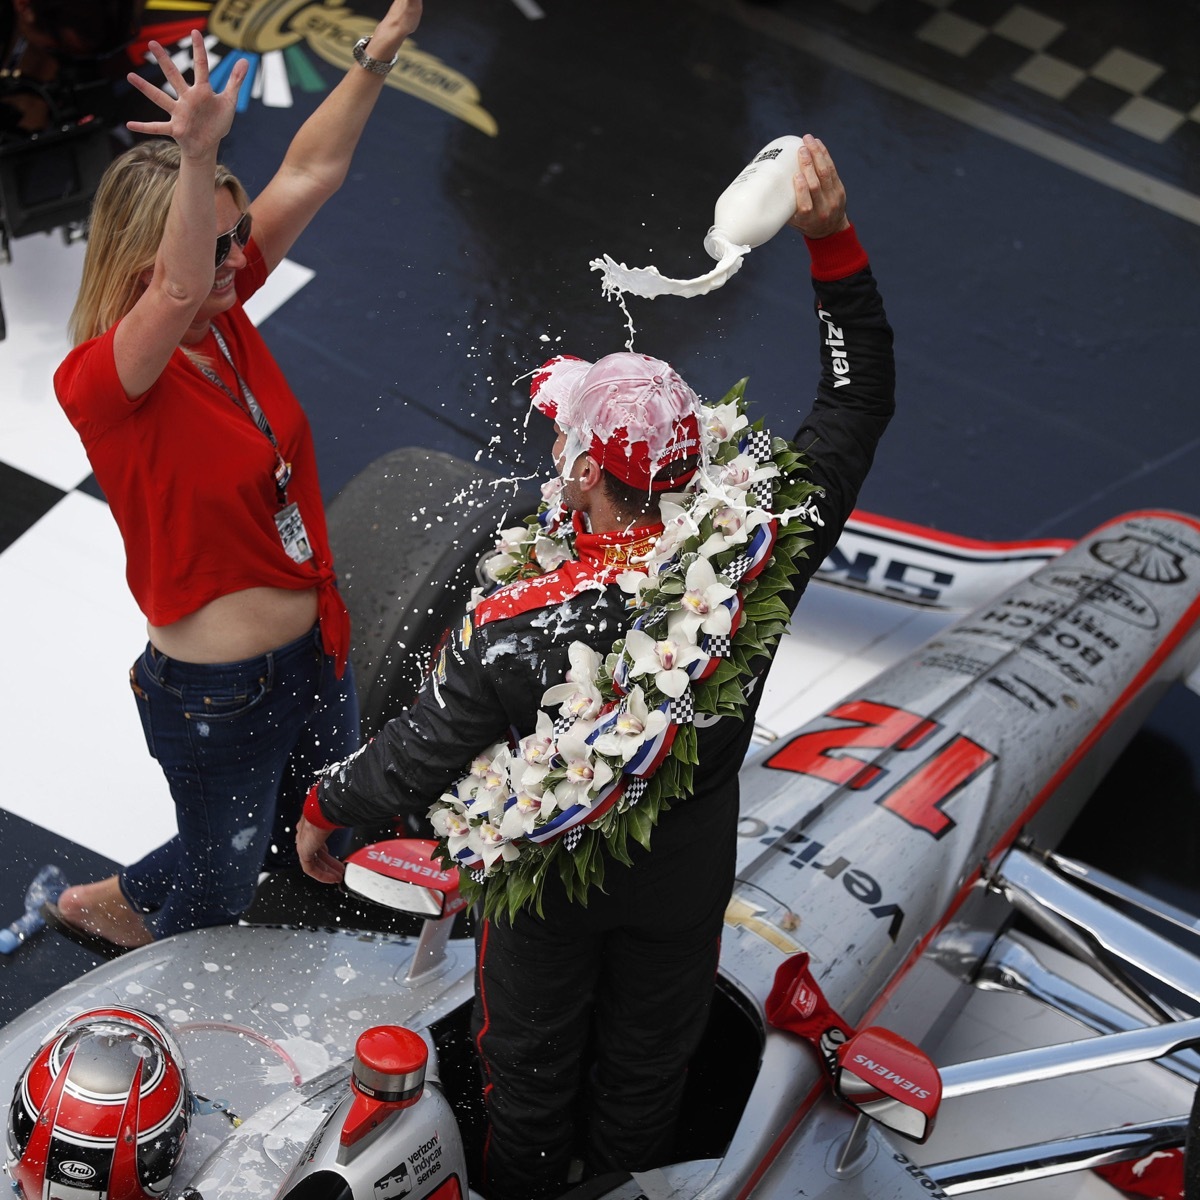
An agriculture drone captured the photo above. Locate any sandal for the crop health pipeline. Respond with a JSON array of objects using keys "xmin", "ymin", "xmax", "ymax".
[{"xmin": 40, "ymin": 901, "xmax": 133, "ymax": 960}]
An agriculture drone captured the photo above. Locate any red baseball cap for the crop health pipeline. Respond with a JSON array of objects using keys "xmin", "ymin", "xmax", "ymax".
[{"xmin": 531, "ymin": 352, "xmax": 702, "ymax": 492}]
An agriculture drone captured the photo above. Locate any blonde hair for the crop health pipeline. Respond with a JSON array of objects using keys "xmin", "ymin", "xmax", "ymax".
[{"xmin": 68, "ymin": 141, "xmax": 249, "ymax": 346}]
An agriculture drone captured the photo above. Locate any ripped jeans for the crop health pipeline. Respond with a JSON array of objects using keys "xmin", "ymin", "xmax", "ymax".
[{"xmin": 124, "ymin": 625, "xmax": 359, "ymax": 939}]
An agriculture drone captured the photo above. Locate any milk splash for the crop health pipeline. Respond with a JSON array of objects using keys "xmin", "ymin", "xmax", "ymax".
[
  {"xmin": 589, "ymin": 239, "xmax": 750, "ymax": 301},
  {"xmin": 589, "ymin": 135, "xmax": 804, "ymax": 301}
]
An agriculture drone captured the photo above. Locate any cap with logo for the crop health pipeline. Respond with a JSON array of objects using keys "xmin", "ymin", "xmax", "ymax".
[{"xmin": 531, "ymin": 352, "xmax": 702, "ymax": 492}]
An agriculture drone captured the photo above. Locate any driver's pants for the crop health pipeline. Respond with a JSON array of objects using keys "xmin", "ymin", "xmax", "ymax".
[{"xmin": 471, "ymin": 793, "xmax": 735, "ymax": 1200}]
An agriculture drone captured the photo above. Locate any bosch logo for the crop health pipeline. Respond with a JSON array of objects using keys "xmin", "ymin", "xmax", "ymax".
[{"xmin": 60, "ymin": 1161, "xmax": 97, "ymax": 1182}]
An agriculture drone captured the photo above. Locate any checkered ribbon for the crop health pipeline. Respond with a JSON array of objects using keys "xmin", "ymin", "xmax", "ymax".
[
  {"xmin": 623, "ymin": 777, "xmax": 648, "ymax": 806},
  {"xmin": 722, "ymin": 552, "xmax": 755, "ymax": 584},
  {"xmin": 553, "ymin": 712, "xmax": 576, "ymax": 737},
  {"xmin": 564, "ymin": 827, "xmax": 584, "ymax": 852},
  {"xmin": 702, "ymin": 634, "xmax": 732, "ymax": 659},
  {"xmin": 667, "ymin": 691, "xmax": 695, "ymax": 725},
  {"xmin": 741, "ymin": 428, "xmax": 773, "ymax": 462},
  {"xmin": 750, "ymin": 478, "xmax": 774, "ymax": 509},
  {"xmin": 741, "ymin": 428, "xmax": 776, "ymax": 510}
]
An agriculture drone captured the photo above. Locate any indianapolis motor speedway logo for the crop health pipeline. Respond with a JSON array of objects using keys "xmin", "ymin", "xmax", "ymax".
[{"xmin": 143, "ymin": 0, "xmax": 496, "ymax": 134}]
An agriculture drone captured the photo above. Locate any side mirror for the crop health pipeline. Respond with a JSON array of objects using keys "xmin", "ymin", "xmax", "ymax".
[
  {"xmin": 835, "ymin": 1027, "xmax": 942, "ymax": 1143},
  {"xmin": 343, "ymin": 839, "xmax": 466, "ymax": 921}
]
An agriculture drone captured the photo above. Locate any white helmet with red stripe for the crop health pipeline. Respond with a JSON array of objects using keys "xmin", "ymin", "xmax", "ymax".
[{"xmin": 6, "ymin": 1007, "xmax": 189, "ymax": 1200}]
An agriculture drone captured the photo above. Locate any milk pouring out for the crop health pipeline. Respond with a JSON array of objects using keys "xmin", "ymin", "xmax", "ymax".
[{"xmin": 591, "ymin": 135, "xmax": 803, "ymax": 300}]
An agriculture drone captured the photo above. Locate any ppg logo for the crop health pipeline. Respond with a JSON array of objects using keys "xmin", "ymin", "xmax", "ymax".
[{"xmin": 60, "ymin": 1161, "xmax": 97, "ymax": 1182}]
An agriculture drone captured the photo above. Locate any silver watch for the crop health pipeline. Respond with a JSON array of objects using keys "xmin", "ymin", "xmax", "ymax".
[{"xmin": 352, "ymin": 36, "xmax": 399, "ymax": 76}]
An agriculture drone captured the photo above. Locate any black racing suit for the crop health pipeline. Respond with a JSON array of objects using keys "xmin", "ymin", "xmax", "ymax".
[{"xmin": 311, "ymin": 225, "xmax": 895, "ymax": 1200}]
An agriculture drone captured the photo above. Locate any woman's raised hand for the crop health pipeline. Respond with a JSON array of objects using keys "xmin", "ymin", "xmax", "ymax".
[{"xmin": 125, "ymin": 30, "xmax": 249, "ymax": 156}]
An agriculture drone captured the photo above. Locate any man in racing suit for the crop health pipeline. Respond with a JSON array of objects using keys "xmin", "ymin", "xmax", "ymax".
[{"xmin": 298, "ymin": 135, "xmax": 895, "ymax": 1200}]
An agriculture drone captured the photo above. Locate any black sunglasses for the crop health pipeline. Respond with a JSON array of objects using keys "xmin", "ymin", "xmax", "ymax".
[{"xmin": 215, "ymin": 212, "xmax": 252, "ymax": 269}]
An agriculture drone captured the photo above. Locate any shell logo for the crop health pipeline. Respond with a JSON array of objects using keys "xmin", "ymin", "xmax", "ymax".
[{"xmin": 142, "ymin": 0, "xmax": 497, "ymax": 134}]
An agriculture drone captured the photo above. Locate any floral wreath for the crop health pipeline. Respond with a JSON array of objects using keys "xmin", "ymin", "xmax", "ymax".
[{"xmin": 429, "ymin": 379, "xmax": 822, "ymax": 921}]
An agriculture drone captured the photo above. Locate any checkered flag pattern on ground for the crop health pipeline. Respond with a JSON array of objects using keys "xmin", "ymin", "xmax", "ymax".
[{"xmin": 667, "ymin": 690, "xmax": 695, "ymax": 725}]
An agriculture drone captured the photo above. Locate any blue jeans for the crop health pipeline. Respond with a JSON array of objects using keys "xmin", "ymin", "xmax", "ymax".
[{"xmin": 124, "ymin": 625, "xmax": 359, "ymax": 938}]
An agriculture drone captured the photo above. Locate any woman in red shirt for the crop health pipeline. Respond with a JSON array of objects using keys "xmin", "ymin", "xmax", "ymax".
[{"xmin": 48, "ymin": 1, "xmax": 422, "ymax": 953}]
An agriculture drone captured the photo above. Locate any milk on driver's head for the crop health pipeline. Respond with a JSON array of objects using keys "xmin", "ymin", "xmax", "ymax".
[
  {"xmin": 704, "ymin": 135, "xmax": 804, "ymax": 262},
  {"xmin": 590, "ymin": 135, "xmax": 802, "ymax": 301}
]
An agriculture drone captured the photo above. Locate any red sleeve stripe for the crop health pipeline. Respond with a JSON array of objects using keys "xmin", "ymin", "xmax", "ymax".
[
  {"xmin": 805, "ymin": 224, "xmax": 869, "ymax": 281},
  {"xmin": 303, "ymin": 783, "xmax": 341, "ymax": 830}
]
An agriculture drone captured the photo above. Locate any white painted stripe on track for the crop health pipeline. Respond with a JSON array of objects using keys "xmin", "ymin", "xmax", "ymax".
[{"xmin": 687, "ymin": 0, "xmax": 1200, "ymax": 228}]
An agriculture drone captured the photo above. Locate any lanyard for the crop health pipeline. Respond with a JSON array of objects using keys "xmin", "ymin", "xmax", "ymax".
[{"xmin": 197, "ymin": 325, "xmax": 292, "ymax": 504}]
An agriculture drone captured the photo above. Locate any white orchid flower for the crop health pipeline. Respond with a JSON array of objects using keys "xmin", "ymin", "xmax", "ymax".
[
  {"xmin": 716, "ymin": 452, "xmax": 778, "ymax": 492},
  {"xmin": 430, "ymin": 803, "xmax": 469, "ymax": 838},
  {"xmin": 517, "ymin": 711, "xmax": 558, "ymax": 784},
  {"xmin": 430, "ymin": 803, "xmax": 477, "ymax": 858},
  {"xmin": 541, "ymin": 678, "xmax": 604, "ymax": 721},
  {"xmin": 477, "ymin": 821, "xmax": 521, "ymax": 869},
  {"xmin": 642, "ymin": 498, "xmax": 705, "ymax": 570},
  {"xmin": 430, "ymin": 800, "xmax": 483, "ymax": 861},
  {"xmin": 592, "ymin": 687, "xmax": 669, "ymax": 762},
  {"xmin": 542, "ymin": 642, "xmax": 605, "ymax": 718},
  {"xmin": 670, "ymin": 557, "xmax": 737, "ymax": 639},
  {"xmin": 482, "ymin": 551, "xmax": 521, "ymax": 583},
  {"xmin": 616, "ymin": 568, "xmax": 654, "ymax": 598},
  {"xmin": 552, "ymin": 730, "xmax": 615, "ymax": 806},
  {"xmin": 462, "ymin": 747, "xmax": 512, "ymax": 817},
  {"xmin": 702, "ymin": 401, "xmax": 748, "ymax": 448},
  {"xmin": 534, "ymin": 532, "xmax": 572, "ymax": 571},
  {"xmin": 698, "ymin": 500, "xmax": 772, "ymax": 557},
  {"xmin": 623, "ymin": 628, "xmax": 703, "ymax": 699},
  {"xmin": 494, "ymin": 525, "xmax": 531, "ymax": 555},
  {"xmin": 498, "ymin": 783, "xmax": 559, "ymax": 839},
  {"xmin": 564, "ymin": 641, "xmax": 602, "ymax": 681}
]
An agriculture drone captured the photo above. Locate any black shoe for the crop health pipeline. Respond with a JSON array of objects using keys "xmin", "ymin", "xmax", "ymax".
[{"xmin": 40, "ymin": 901, "xmax": 133, "ymax": 960}]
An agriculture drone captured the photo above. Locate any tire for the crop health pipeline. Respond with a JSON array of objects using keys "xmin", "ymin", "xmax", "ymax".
[{"xmin": 327, "ymin": 447, "xmax": 537, "ymax": 739}]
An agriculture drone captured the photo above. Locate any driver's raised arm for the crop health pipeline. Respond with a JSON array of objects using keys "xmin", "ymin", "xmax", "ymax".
[{"xmin": 786, "ymin": 136, "xmax": 895, "ymax": 574}]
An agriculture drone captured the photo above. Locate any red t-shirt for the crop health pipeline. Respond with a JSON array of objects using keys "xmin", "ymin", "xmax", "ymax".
[{"xmin": 55, "ymin": 241, "xmax": 349, "ymax": 670}]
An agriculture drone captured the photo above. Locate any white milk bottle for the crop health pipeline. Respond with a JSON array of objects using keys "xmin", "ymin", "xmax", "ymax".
[
  {"xmin": 591, "ymin": 134, "xmax": 802, "ymax": 300},
  {"xmin": 704, "ymin": 135, "xmax": 803, "ymax": 263}
]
